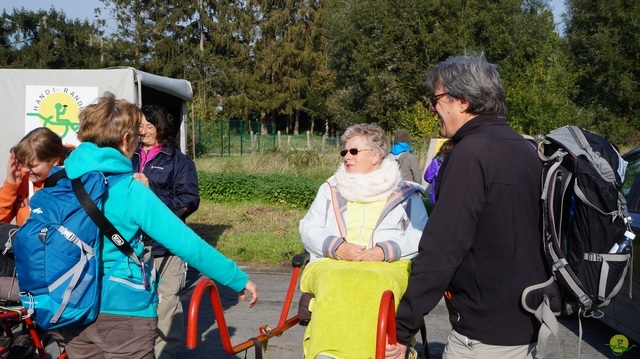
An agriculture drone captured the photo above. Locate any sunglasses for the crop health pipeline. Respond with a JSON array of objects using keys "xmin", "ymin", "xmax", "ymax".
[
  {"xmin": 340, "ymin": 148, "xmax": 372, "ymax": 157},
  {"xmin": 430, "ymin": 92, "xmax": 449, "ymax": 107}
]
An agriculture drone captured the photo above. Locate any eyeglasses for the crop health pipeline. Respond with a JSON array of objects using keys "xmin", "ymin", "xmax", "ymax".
[
  {"xmin": 430, "ymin": 92, "xmax": 449, "ymax": 107},
  {"xmin": 340, "ymin": 148, "xmax": 372, "ymax": 157},
  {"xmin": 134, "ymin": 133, "xmax": 144, "ymax": 142}
]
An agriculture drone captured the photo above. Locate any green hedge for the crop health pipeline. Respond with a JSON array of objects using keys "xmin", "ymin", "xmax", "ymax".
[{"xmin": 198, "ymin": 172, "xmax": 323, "ymax": 209}]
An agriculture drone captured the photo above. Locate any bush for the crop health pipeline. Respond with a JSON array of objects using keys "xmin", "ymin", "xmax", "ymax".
[{"xmin": 199, "ymin": 172, "xmax": 323, "ymax": 209}]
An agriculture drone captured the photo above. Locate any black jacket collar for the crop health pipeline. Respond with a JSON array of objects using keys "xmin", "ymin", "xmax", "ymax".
[{"xmin": 451, "ymin": 114, "xmax": 508, "ymax": 143}]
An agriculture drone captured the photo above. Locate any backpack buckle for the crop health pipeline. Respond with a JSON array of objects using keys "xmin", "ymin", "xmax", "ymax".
[{"xmin": 583, "ymin": 253, "xmax": 603, "ymax": 262}]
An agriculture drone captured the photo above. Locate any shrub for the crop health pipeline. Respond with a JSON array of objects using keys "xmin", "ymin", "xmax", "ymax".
[{"xmin": 199, "ymin": 172, "xmax": 323, "ymax": 209}]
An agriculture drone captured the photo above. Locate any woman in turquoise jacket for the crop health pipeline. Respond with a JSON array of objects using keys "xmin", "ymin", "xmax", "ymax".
[{"xmin": 60, "ymin": 92, "xmax": 258, "ymax": 358}]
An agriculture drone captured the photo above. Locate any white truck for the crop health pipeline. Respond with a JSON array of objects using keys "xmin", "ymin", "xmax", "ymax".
[{"xmin": 0, "ymin": 67, "xmax": 193, "ymax": 183}]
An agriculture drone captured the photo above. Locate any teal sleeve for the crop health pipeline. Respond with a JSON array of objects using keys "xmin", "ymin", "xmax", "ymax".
[{"xmin": 129, "ymin": 180, "xmax": 249, "ymax": 292}]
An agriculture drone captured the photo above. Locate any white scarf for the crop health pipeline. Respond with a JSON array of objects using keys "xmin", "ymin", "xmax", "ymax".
[{"xmin": 334, "ymin": 157, "xmax": 402, "ymax": 202}]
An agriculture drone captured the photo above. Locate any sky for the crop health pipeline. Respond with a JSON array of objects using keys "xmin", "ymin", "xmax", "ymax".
[
  {"xmin": 0, "ymin": 0, "xmax": 106, "ymax": 21},
  {"xmin": 0, "ymin": 0, "xmax": 113, "ymax": 32},
  {"xmin": 2, "ymin": 0, "xmax": 568, "ymax": 35},
  {"xmin": 550, "ymin": 0, "xmax": 567, "ymax": 34}
]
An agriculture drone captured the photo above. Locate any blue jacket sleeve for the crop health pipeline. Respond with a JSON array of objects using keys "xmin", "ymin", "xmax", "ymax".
[{"xmin": 169, "ymin": 153, "xmax": 200, "ymax": 218}]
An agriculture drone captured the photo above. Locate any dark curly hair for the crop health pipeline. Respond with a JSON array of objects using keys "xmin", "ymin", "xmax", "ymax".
[{"xmin": 141, "ymin": 104, "xmax": 176, "ymax": 148}]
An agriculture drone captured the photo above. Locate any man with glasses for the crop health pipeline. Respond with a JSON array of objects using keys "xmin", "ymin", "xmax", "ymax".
[{"xmin": 386, "ymin": 54, "xmax": 547, "ymax": 359}]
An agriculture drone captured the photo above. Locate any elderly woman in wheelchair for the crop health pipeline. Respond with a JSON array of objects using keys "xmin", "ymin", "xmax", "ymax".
[{"xmin": 299, "ymin": 123, "xmax": 428, "ymax": 359}]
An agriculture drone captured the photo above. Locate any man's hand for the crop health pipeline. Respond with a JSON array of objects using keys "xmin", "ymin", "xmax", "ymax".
[
  {"xmin": 335, "ymin": 242, "xmax": 365, "ymax": 261},
  {"xmin": 385, "ymin": 342, "xmax": 408, "ymax": 359}
]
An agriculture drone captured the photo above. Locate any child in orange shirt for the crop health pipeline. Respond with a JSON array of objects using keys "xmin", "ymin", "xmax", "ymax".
[{"xmin": 0, "ymin": 127, "xmax": 70, "ymax": 225}]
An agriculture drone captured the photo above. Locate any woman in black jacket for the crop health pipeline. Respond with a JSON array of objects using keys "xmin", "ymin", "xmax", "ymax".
[{"xmin": 132, "ymin": 104, "xmax": 200, "ymax": 359}]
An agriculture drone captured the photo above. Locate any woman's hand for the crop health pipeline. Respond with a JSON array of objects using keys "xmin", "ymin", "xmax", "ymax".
[
  {"xmin": 5, "ymin": 152, "xmax": 22, "ymax": 184},
  {"xmin": 335, "ymin": 242, "xmax": 365, "ymax": 261},
  {"xmin": 355, "ymin": 246, "xmax": 385, "ymax": 262},
  {"xmin": 239, "ymin": 280, "xmax": 258, "ymax": 308},
  {"xmin": 133, "ymin": 172, "xmax": 149, "ymax": 187}
]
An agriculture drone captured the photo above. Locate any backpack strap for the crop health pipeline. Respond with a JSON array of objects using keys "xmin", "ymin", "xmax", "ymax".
[
  {"xmin": 521, "ymin": 277, "xmax": 561, "ymax": 359},
  {"xmin": 44, "ymin": 168, "xmax": 67, "ymax": 188},
  {"xmin": 573, "ymin": 182, "xmax": 632, "ymax": 227},
  {"xmin": 419, "ymin": 321, "xmax": 430, "ymax": 359},
  {"xmin": 71, "ymin": 176, "xmax": 142, "ymax": 268}
]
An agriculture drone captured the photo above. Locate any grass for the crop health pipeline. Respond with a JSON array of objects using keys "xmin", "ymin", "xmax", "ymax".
[
  {"xmin": 187, "ymin": 199, "xmax": 306, "ymax": 267},
  {"xmin": 195, "ymin": 150, "xmax": 340, "ymax": 181},
  {"xmin": 191, "ymin": 150, "xmax": 337, "ymax": 267}
]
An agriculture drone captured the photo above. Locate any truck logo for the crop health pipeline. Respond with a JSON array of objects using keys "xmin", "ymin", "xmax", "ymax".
[
  {"xmin": 606, "ymin": 334, "xmax": 637, "ymax": 356},
  {"xmin": 26, "ymin": 91, "xmax": 80, "ymax": 138},
  {"xmin": 24, "ymin": 86, "xmax": 97, "ymax": 146}
]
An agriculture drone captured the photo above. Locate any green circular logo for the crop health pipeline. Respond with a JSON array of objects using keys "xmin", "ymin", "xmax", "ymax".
[{"xmin": 607, "ymin": 334, "xmax": 637, "ymax": 356}]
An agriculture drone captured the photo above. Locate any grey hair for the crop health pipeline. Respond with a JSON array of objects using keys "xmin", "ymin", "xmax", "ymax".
[
  {"xmin": 426, "ymin": 54, "xmax": 508, "ymax": 115},
  {"xmin": 341, "ymin": 123, "xmax": 388, "ymax": 158}
]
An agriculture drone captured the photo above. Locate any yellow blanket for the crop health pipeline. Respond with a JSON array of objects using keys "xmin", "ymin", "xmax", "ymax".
[{"xmin": 300, "ymin": 259, "xmax": 411, "ymax": 359}]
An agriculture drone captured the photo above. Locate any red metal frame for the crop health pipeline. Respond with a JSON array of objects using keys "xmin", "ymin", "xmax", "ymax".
[
  {"xmin": 186, "ymin": 256, "xmax": 399, "ymax": 358},
  {"xmin": 186, "ymin": 265, "xmax": 304, "ymax": 355},
  {"xmin": 376, "ymin": 290, "xmax": 396, "ymax": 359},
  {"xmin": 0, "ymin": 308, "xmax": 67, "ymax": 359}
]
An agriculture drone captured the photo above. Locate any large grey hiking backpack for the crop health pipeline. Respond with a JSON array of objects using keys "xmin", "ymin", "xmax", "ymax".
[{"xmin": 522, "ymin": 126, "xmax": 633, "ymax": 358}]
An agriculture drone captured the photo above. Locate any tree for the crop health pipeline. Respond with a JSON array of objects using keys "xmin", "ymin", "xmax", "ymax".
[
  {"xmin": 99, "ymin": 0, "xmax": 157, "ymax": 68},
  {"xmin": 323, "ymin": 0, "xmax": 432, "ymax": 130},
  {"xmin": 565, "ymin": 0, "xmax": 640, "ymax": 143},
  {"xmin": 0, "ymin": 7, "xmax": 105, "ymax": 69},
  {"xmin": 497, "ymin": 0, "xmax": 586, "ymax": 135},
  {"xmin": 194, "ymin": 0, "xmax": 258, "ymax": 122},
  {"xmin": 323, "ymin": 0, "xmax": 579, "ymax": 137},
  {"xmin": 248, "ymin": 0, "xmax": 326, "ymax": 134}
]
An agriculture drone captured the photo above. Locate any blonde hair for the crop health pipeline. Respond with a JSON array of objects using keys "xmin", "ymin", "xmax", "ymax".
[
  {"xmin": 77, "ymin": 92, "xmax": 142, "ymax": 149},
  {"xmin": 341, "ymin": 123, "xmax": 388, "ymax": 158},
  {"xmin": 12, "ymin": 127, "xmax": 67, "ymax": 167}
]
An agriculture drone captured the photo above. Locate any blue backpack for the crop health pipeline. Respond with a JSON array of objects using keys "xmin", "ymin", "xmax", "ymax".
[{"xmin": 14, "ymin": 167, "xmax": 143, "ymax": 330}]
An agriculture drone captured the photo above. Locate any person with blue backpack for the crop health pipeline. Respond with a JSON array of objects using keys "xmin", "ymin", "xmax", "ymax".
[{"xmin": 55, "ymin": 92, "xmax": 258, "ymax": 358}]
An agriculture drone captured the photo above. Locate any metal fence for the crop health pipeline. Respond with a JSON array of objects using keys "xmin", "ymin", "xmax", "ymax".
[
  {"xmin": 191, "ymin": 119, "xmax": 341, "ymax": 157},
  {"xmin": 192, "ymin": 119, "xmax": 275, "ymax": 156}
]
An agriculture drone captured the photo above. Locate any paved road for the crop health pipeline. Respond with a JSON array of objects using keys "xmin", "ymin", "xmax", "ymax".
[{"xmin": 179, "ymin": 266, "xmax": 638, "ymax": 359}]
